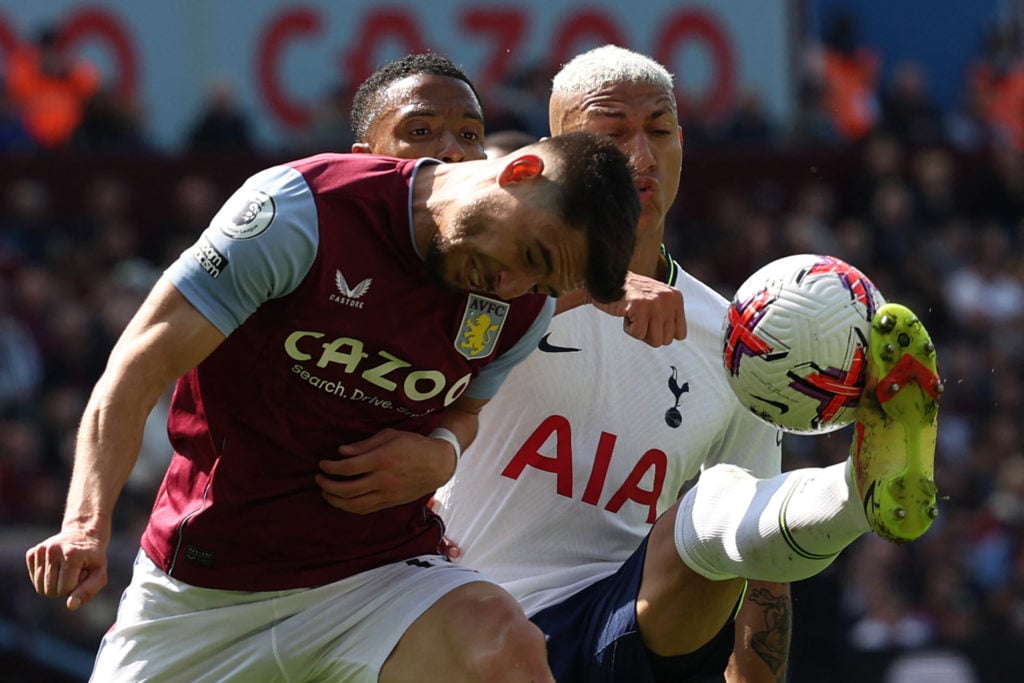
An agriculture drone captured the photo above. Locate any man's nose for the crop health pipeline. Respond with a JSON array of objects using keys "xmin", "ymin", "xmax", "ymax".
[
  {"xmin": 435, "ymin": 131, "xmax": 464, "ymax": 163},
  {"xmin": 625, "ymin": 134, "xmax": 655, "ymax": 172}
]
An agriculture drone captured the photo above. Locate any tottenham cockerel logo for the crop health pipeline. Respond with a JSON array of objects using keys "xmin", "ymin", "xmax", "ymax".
[{"xmin": 664, "ymin": 366, "xmax": 689, "ymax": 428}]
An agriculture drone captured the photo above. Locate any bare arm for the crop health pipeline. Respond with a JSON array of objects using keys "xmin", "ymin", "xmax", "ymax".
[
  {"xmin": 556, "ymin": 271, "xmax": 686, "ymax": 347},
  {"xmin": 25, "ymin": 277, "xmax": 225, "ymax": 610},
  {"xmin": 317, "ymin": 395, "xmax": 488, "ymax": 514},
  {"xmin": 726, "ymin": 580, "xmax": 791, "ymax": 683}
]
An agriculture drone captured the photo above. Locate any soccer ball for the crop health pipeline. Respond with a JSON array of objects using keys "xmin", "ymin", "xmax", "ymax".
[{"xmin": 722, "ymin": 254, "xmax": 886, "ymax": 434}]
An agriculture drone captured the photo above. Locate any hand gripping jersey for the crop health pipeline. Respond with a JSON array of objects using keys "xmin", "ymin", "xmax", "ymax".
[
  {"xmin": 142, "ymin": 154, "xmax": 552, "ymax": 591},
  {"xmin": 434, "ymin": 252, "xmax": 781, "ymax": 616}
]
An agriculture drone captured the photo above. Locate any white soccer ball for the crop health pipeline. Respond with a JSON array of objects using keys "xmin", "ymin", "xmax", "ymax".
[{"xmin": 721, "ymin": 253, "xmax": 886, "ymax": 434}]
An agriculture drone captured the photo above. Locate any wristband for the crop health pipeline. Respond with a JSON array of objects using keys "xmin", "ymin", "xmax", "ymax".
[{"xmin": 429, "ymin": 428, "xmax": 462, "ymax": 461}]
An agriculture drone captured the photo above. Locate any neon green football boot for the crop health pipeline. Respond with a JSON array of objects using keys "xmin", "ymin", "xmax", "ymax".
[{"xmin": 851, "ymin": 303, "xmax": 942, "ymax": 543}]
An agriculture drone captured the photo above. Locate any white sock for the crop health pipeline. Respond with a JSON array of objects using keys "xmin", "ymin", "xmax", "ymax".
[{"xmin": 674, "ymin": 461, "xmax": 870, "ymax": 581}]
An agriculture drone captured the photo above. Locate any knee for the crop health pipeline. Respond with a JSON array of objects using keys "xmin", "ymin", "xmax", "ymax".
[
  {"xmin": 451, "ymin": 590, "xmax": 551, "ymax": 681},
  {"xmin": 468, "ymin": 617, "xmax": 549, "ymax": 679}
]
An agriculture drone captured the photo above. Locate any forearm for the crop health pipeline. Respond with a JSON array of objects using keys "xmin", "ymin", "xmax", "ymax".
[
  {"xmin": 553, "ymin": 289, "xmax": 590, "ymax": 315},
  {"xmin": 561, "ymin": 271, "xmax": 686, "ymax": 346},
  {"xmin": 436, "ymin": 395, "xmax": 487, "ymax": 454},
  {"xmin": 62, "ymin": 361, "xmax": 167, "ymax": 544},
  {"xmin": 726, "ymin": 580, "xmax": 791, "ymax": 683},
  {"xmin": 318, "ymin": 398, "xmax": 486, "ymax": 513},
  {"xmin": 28, "ymin": 278, "xmax": 222, "ymax": 609},
  {"xmin": 61, "ymin": 280, "xmax": 216, "ymax": 540}
]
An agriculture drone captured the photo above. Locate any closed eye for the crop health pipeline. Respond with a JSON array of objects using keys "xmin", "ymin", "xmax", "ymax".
[{"xmin": 526, "ymin": 244, "xmax": 553, "ymax": 274}]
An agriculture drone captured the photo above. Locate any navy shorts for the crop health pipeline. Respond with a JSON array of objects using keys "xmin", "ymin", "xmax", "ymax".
[{"xmin": 530, "ymin": 537, "xmax": 736, "ymax": 683}]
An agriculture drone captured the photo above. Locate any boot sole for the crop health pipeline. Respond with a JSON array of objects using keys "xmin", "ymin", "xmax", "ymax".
[{"xmin": 855, "ymin": 303, "xmax": 942, "ymax": 543}]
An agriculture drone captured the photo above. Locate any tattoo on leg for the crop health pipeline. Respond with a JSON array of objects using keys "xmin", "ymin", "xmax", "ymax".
[{"xmin": 748, "ymin": 587, "xmax": 791, "ymax": 677}]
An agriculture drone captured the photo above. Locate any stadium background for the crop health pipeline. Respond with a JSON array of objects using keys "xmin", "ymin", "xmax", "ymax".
[{"xmin": 1, "ymin": 0, "xmax": 1022, "ymax": 681}]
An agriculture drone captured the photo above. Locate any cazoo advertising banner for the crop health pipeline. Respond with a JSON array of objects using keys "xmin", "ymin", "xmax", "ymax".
[{"xmin": 0, "ymin": 0, "xmax": 796, "ymax": 150}]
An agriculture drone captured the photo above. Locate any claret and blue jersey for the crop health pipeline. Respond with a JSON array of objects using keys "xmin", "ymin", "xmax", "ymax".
[{"xmin": 144, "ymin": 154, "xmax": 552, "ymax": 591}]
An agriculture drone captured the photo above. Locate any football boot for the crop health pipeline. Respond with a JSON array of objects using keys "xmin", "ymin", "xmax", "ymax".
[{"xmin": 850, "ymin": 303, "xmax": 942, "ymax": 543}]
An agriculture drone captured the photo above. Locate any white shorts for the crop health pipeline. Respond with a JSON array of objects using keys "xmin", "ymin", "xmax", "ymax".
[{"xmin": 91, "ymin": 549, "xmax": 484, "ymax": 682}]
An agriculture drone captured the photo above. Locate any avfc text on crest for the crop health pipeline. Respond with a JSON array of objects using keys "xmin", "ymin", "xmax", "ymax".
[{"xmin": 457, "ymin": 294, "xmax": 509, "ymax": 360}]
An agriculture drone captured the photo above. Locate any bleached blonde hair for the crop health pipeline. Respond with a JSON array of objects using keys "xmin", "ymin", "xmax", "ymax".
[{"xmin": 551, "ymin": 44, "xmax": 676, "ymax": 107}]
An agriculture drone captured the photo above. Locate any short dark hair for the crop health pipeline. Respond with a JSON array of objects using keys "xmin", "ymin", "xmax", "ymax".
[
  {"xmin": 350, "ymin": 53, "xmax": 481, "ymax": 141},
  {"xmin": 539, "ymin": 131, "xmax": 639, "ymax": 303},
  {"xmin": 484, "ymin": 129, "xmax": 538, "ymax": 157}
]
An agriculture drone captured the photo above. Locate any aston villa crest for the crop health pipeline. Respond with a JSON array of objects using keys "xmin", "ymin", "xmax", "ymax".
[{"xmin": 456, "ymin": 294, "xmax": 509, "ymax": 360}]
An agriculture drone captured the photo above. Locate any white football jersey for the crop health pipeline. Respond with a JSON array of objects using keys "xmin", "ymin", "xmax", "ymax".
[{"xmin": 434, "ymin": 259, "xmax": 783, "ymax": 616}]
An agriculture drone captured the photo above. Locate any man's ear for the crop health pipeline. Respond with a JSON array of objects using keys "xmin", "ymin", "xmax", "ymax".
[
  {"xmin": 498, "ymin": 154, "xmax": 545, "ymax": 186},
  {"xmin": 351, "ymin": 142, "xmax": 372, "ymax": 154}
]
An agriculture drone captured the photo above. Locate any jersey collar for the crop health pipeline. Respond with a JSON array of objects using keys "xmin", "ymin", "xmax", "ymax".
[{"xmin": 659, "ymin": 243, "xmax": 678, "ymax": 287}]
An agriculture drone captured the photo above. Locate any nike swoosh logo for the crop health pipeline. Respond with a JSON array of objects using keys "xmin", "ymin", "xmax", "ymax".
[{"xmin": 538, "ymin": 333, "xmax": 581, "ymax": 353}]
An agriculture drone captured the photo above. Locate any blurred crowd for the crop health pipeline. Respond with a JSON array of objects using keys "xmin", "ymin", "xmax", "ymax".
[{"xmin": 2, "ymin": 12, "xmax": 1024, "ymax": 683}]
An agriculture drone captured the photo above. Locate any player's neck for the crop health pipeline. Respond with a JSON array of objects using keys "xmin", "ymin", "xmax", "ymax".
[
  {"xmin": 629, "ymin": 228, "xmax": 667, "ymax": 281},
  {"xmin": 411, "ymin": 162, "xmax": 452, "ymax": 257}
]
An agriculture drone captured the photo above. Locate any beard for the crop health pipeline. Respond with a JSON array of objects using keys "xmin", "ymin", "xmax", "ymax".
[
  {"xmin": 423, "ymin": 237, "xmax": 454, "ymax": 290},
  {"xmin": 424, "ymin": 206, "xmax": 489, "ymax": 292}
]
